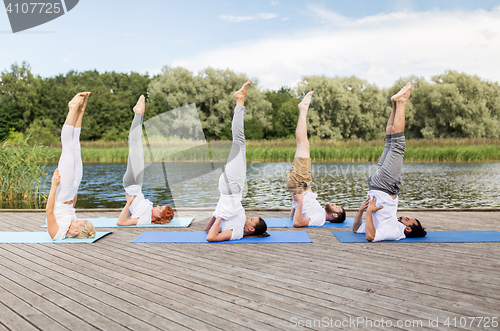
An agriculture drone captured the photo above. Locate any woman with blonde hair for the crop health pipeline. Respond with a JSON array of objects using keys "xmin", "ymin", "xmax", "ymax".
[{"xmin": 46, "ymin": 92, "xmax": 95, "ymax": 240}]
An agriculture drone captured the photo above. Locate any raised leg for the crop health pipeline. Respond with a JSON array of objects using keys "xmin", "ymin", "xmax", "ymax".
[
  {"xmin": 386, "ymin": 99, "xmax": 397, "ymax": 136},
  {"xmin": 368, "ymin": 83, "xmax": 412, "ymax": 195},
  {"xmin": 294, "ymin": 91, "xmax": 314, "ymax": 158},
  {"xmin": 123, "ymin": 96, "xmax": 145, "ymax": 188},
  {"xmin": 375, "ymin": 82, "xmax": 412, "ymax": 166},
  {"xmin": 219, "ymin": 82, "xmax": 251, "ymax": 195},
  {"xmin": 391, "ymin": 82, "xmax": 412, "ymax": 134},
  {"xmin": 56, "ymin": 92, "xmax": 87, "ymax": 203},
  {"xmin": 73, "ymin": 92, "xmax": 89, "ymax": 189},
  {"xmin": 375, "ymin": 137, "xmax": 392, "ymax": 169}
]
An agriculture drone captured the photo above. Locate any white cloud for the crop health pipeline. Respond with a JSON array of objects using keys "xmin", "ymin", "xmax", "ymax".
[
  {"xmin": 271, "ymin": 1, "xmax": 280, "ymax": 5},
  {"xmin": 219, "ymin": 12, "xmax": 278, "ymax": 23},
  {"xmin": 175, "ymin": 7, "xmax": 500, "ymax": 90}
]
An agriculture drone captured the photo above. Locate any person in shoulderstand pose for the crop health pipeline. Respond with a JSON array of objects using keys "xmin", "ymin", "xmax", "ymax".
[{"xmin": 353, "ymin": 82, "xmax": 427, "ymax": 242}]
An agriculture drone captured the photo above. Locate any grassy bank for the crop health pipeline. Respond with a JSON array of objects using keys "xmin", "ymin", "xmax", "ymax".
[
  {"xmin": 45, "ymin": 138, "xmax": 500, "ymax": 163},
  {"xmin": 0, "ymin": 139, "xmax": 53, "ymax": 208}
]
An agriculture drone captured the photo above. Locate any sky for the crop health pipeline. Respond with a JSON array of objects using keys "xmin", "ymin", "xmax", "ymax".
[{"xmin": 1, "ymin": 0, "xmax": 500, "ymax": 90}]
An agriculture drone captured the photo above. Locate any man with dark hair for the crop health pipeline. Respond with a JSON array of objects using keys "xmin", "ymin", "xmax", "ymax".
[
  {"xmin": 353, "ymin": 82, "xmax": 426, "ymax": 241},
  {"xmin": 287, "ymin": 91, "xmax": 346, "ymax": 227}
]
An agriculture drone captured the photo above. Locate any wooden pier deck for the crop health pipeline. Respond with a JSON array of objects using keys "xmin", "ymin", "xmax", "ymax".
[{"xmin": 0, "ymin": 210, "xmax": 499, "ymax": 331}]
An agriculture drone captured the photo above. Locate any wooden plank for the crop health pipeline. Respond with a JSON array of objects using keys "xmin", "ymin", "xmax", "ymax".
[
  {"xmin": 104, "ymin": 223, "xmax": 496, "ymax": 324},
  {"xmin": 0, "ymin": 248, "xmax": 141, "ymax": 331},
  {"xmin": 1, "ymin": 245, "xmax": 254, "ymax": 329},
  {"xmin": 0, "ymin": 300, "xmax": 39, "ymax": 331},
  {"xmin": 1, "ymin": 244, "xmax": 213, "ymax": 331},
  {"xmin": 0, "ymin": 270, "xmax": 96, "ymax": 331},
  {"xmin": 27, "ymin": 243, "xmax": 297, "ymax": 331},
  {"xmin": 308, "ymin": 230, "xmax": 500, "ymax": 295},
  {"xmin": 81, "ymin": 240, "xmax": 365, "ymax": 325},
  {"xmin": 135, "ymin": 233, "xmax": 498, "ymax": 321},
  {"xmin": 229, "ymin": 234, "xmax": 500, "ymax": 315},
  {"xmin": 99, "ymin": 236, "xmax": 437, "ymax": 329},
  {"xmin": 0, "ymin": 282, "xmax": 66, "ymax": 330},
  {"xmin": 1, "ymin": 210, "xmax": 499, "ymax": 331}
]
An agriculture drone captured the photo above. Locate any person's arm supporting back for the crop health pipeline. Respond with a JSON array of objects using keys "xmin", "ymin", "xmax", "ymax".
[
  {"xmin": 206, "ymin": 217, "xmax": 233, "ymax": 242},
  {"xmin": 292, "ymin": 193, "xmax": 310, "ymax": 227},
  {"xmin": 46, "ymin": 169, "xmax": 61, "ymax": 239},
  {"xmin": 353, "ymin": 197, "xmax": 370, "ymax": 232},
  {"xmin": 365, "ymin": 197, "xmax": 383, "ymax": 241}
]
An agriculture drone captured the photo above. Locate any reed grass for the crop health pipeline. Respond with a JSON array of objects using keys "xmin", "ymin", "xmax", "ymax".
[
  {"xmin": 0, "ymin": 138, "xmax": 54, "ymax": 208},
  {"xmin": 45, "ymin": 138, "xmax": 500, "ymax": 163}
]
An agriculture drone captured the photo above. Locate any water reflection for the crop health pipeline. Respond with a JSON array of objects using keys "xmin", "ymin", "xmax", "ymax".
[{"xmin": 42, "ymin": 162, "xmax": 500, "ymax": 209}]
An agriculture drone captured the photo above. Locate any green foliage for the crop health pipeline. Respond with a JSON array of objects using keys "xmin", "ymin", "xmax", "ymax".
[
  {"xmin": 44, "ymin": 138, "xmax": 500, "ymax": 163},
  {"xmin": 266, "ymin": 87, "xmax": 300, "ymax": 138},
  {"xmin": 297, "ymin": 75, "xmax": 387, "ymax": 140},
  {"xmin": 25, "ymin": 118, "xmax": 58, "ymax": 146},
  {"xmin": 0, "ymin": 63, "xmax": 150, "ymax": 142},
  {"xmin": 245, "ymin": 138, "xmax": 500, "ymax": 162},
  {"xmin": 38, "ymin": 70, "xmax": 150, "ymax": 140},
  {"xmin": 7, "ymin": 127, "xmax": 25, "ymax": 144},
  {"xmin": 0, "ymin": 62, "xmax": 42, "ymax": 141},
  {"xmin": 148, "ymin": 66, "xmax": 272, "ymax": 140},
  {"xmin": 101, "ymin": 127, "xmax": 129, "ymax": 142},
  {"xmin": 0, "ymin": 62, "xmax": 499, "ymax": 143},
  {"xmin": 244, "ymin": 117, "xmax": 264, "ymax": 140},
  {"xmin": 0, "ymin": 132, "xmax": 53, "ymax": 208},
  {"xmin": 397, "ymin": 71, "xmax": 500, "ymax": 139}
]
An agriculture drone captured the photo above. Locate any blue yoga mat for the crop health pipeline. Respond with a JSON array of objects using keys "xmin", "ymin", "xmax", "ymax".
[
  {"xmin": 0, "ymin": 232, "xmax": 112, "ymax": 244},
  {"xmin": 332, "ymin": 230, "xmax": 500, "ymax": 243},
  {"xmin": 41, "ymin": 217, "xmax": 193, "ymax": 228},
  {"xmin": 131, "ymin": 231, "xmax": 312, "ymax": 243},
  {"xmin": 264, "ymin": 217, "xmax": 354, "ymax": 228}
]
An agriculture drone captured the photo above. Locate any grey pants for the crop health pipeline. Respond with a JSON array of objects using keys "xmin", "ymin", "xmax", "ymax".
[
  {"xmin": 368, "ymin": 132, "xmax": 406, "ymax": 195},
  {"xmin": 218, "ymin": 105, "xmax": 247, "ymax": 195},
  {"xmin": 123, "ymin": 113, "xmax": 144, "ymax": 188}
]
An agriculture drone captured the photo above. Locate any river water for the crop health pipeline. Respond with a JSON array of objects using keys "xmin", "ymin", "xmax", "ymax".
[{"xmin": 42, "ymin": 161, "xmax": 500, "ymax": 209}]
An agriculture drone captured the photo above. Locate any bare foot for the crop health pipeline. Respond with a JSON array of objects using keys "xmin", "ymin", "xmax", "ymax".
[
  {"xmin": 74, "ymin": 92, "xmax": 90, "ymax": 127},
  {"xmin": 68, "ymin": 92, "xmax": 86, "ymax": 112},
  {"xmin": 133, "ymin": 95, "xmax": 145, "ymax": 115},
  {"xmin": 298, "ymin": 91, "xmax": 314, "ymax": 112},
  {"xmin": 391, "ymin": 82, "xmax": 412, "ymax": 103},
  {"xmin": 234, "ymin": 80, "xmax": 252, "ymax": 101},
  {"xmin": 78, "ymin": 92, "xmax": 90, "ymax": 113}
]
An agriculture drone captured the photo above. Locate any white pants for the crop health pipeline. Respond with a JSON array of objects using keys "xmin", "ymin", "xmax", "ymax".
[
  {"xmin": 55, "ymin": 124, "xmax": 82, "ymax": 203},
  {"xmin": 218, "ymin": 105, "xmax": 247, "ymax": 195},
  {"xmin": 123, "ymin": 113, "xmax": 144, "ymax": 190}
]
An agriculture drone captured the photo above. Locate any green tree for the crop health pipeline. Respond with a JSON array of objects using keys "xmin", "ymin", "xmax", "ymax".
[
  {"xmin": 148, "ymin": 66, "xmax": 272, "ymax": 140},
  {"xmin": 265, "ymin": 87, "xmax": 300, "ymax": 138},
  {"xmin": 37, "ymin": 70, "xmax": 150, "ymax": 140},
  {"xmin": 25, "ymin": 118, "xmax": 58, "ymax": 146},
  {"xmin": 404, "ymin": 71, "xmax": 500, "ymax": 138},
  {"xmin": 297, "ymin": 75, "xmax": 386, "ymax": 140},
  {"xmin": 0, "ymin": 62, "xmax": 41, "ymax": 140},
  {"xmin": 244, "ymin": 117, "xmax": 264, "ymax": 140}
]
